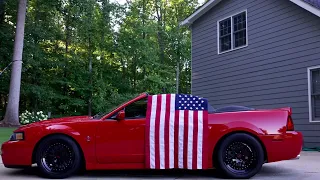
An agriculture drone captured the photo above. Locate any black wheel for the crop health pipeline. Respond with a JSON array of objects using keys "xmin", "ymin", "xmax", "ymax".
[
  {"xmin": 35, "ymin": 135, "xmax": 82, "ymax": 179},
  {"xmin": 215, "ymin": 133, "xmax": 264, "ymax": 179}
]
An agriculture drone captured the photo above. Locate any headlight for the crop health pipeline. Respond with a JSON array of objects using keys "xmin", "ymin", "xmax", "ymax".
[{"xmin": 9, "ymin": 132, "xmax": 24, "ymax": 141}]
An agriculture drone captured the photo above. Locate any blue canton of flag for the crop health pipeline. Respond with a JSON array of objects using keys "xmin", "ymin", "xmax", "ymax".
[{"xmin": 175, "ymin": 94, "xmax": 208, "ymax": 111}]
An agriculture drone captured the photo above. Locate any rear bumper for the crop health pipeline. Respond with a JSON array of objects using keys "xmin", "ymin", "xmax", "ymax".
[
  {"xmin": 261, "ymin": 131, "xmax": 303, "ymax": 163},
  {"xmin": 289, "ymin": 154, "xmax": 300, "ymax": 160}
]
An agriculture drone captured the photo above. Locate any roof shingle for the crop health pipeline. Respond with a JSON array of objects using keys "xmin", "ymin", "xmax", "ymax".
[{"xmin": 303, "ymin": 0, "xmax": 320, "ymax": 9}]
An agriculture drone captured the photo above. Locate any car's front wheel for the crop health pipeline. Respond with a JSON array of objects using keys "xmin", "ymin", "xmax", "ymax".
[
  {"xmin": 35, "ymin": 135, "xmax": 82, "ymax": 179},
  {"xmin": 215, "ymin": 133, "xmax": 264, "ymax": 179}
]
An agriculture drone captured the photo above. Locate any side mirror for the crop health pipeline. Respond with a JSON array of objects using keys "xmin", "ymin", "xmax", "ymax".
[{"xmin": 116, "ymin": 110, "xmax": 125, "ymax": 120}]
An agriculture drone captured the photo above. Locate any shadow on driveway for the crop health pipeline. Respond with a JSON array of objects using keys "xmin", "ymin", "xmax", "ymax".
[{"xmin": 1, "ymin": 165, "xmax": 296, "ymax": 179}]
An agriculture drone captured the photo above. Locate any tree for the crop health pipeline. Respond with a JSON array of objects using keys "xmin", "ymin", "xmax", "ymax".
[
  {"xmin": 0, "ymin": 0, "xmax": 5, "ymax": 24},
  {"xmin": 0, "ymin": 0, "xmax": 200, "ymax": 120},
  {"xmin": 2, "ymin": 0, "xmax": 27, "ymax": 126}
]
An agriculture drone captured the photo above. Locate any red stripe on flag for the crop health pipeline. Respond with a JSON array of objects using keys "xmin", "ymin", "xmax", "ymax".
[
  {"xmin": 164, "ymin": 94, "xmax": 171, "ymax": 169},
  {"xmin": 154, "ymin": 95, "xmax": 162, "ymax": 169},
  {"xmin": 202, "ymin": 110, "xmax": 209, "ymax": 169},
  {"xmin": 192, "ymin": 110, "xmax": 198, "ymax": 170},
  {"xmin": 183, "ymin": 110, "xmax": 188, "ymax": 169},
  {"xmin": 145, "ymin": 96, "xmax": 153, "ymax": 168},
  {"xmin": 174, "ymin": 109, "xmax": 179, "ymax": 168}
]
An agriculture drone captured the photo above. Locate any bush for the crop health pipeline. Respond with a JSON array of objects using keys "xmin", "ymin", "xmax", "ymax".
[{"xmin": 19, "ymin": 110, "xmax": 48, "ymax": 125}]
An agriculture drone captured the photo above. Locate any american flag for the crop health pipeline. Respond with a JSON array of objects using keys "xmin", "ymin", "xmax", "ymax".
[{"xmin": 145, "ymin": 94, "xmax": 209, "ymax": 170}]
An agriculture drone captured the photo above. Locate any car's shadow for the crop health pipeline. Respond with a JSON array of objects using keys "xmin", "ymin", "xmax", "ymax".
[{"xmin": 3, "ymin": 164, "xmax": 294, "ymax": 179}]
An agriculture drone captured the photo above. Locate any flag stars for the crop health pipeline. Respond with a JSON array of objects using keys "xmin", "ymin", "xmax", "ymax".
[{"xmin": 176, "ymin": 94, "xmax": 207, "ymax": 111}]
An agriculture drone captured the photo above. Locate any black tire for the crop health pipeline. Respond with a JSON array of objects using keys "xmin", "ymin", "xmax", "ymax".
[
  {"xmin": 35, "ymin": 135, "xmax": 82, "ymax": 179},
  {"xmin": 215, "ymin": 133, "xmax": 264, "ymax": 179}
]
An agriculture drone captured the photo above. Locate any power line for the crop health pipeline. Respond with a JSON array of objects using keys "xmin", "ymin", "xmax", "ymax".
[{"xmin": 0, "ymin": 60, "xmax": 22, "ymax": 77}]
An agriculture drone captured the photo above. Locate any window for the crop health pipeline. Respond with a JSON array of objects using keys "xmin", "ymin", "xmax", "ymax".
[
  {"xmin": 308, "ymin": 66, "xmax": 320, "ymax": 122},
  {"xmin": 218, "ymin": 10, "xmax": 247, "ymax": 54},
  {"xmin": 124, "ymin": 98, "xmax": 148, "ymax": 119},
  {"xmin": 107, "ymin": 98, "xmax": 148, "ymax": 120}
]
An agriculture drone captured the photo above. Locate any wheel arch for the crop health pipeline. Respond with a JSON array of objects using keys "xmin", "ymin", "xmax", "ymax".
[
  {"xmin": 32, "ymin": 133, "xmax": 86, "ymax": 169},
  {"xmin": 212, "ymin": 131, "xmax": 268, "ymax": 167}
]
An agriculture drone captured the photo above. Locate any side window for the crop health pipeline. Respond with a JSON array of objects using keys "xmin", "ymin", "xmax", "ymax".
[
  {"xmin": 218, "ymin": 10, "xmax": 247, "ymax": 54},
  {"xmin": 125, "ymin": 98, "xmax": 148, "ymax": 119},
  {"xmin": 308, "ymin": 66, "xmax": 320, "ymax": 122}
]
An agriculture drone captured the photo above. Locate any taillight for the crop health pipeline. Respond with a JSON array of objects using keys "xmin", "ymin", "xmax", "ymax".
[{"xmin": 287, "ymin": 115, "xmax": 294, "ymax": 131}]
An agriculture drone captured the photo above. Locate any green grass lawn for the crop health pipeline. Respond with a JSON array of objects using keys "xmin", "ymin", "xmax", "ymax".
[{"xmin": 0, "ymin": 128, "xmax": 16, "ymax": 145}]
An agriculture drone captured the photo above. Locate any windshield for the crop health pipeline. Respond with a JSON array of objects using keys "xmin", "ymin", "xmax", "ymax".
[
  {"xmin": 92, "ymin": 104, "xmax": 121, "ymax": 119},
  {"xmin": 92, "ymin": 93, "xmax": 144, "ymax": 119}
]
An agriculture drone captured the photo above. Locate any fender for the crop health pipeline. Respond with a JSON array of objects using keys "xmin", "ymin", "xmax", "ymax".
[
  {"xmin": 208, "ymin": 121, "xmax": 266, "ymax": 168},
  {"xmin": 220, "ymin": 121, "xmax": 266, "ymax": 136},
  {"xmin": 32, "ymin": 124, "xmax": 96, "ymax": 169}
]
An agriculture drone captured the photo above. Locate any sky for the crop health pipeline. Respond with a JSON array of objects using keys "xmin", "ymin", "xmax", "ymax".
[{"xmin": 111, "ymin": 0, "xmax": 206, "ymax": 5}]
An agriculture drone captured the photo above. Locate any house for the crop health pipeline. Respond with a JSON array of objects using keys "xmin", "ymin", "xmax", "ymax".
[{"xmin": 180, "ymin": 0, "xmax": 320, "ymax": 148}]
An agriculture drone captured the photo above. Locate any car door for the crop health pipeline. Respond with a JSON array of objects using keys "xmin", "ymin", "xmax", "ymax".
[{"xmin": 95, "ymin": 98, "xmax": 147, "ymax": 164}]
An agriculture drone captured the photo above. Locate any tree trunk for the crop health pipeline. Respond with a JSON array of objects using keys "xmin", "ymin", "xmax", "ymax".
[
  {"xmin": 2, "ymin": 0, "xmax": 27, "ymax": 125},
  {"xmin": 155, "ymin": 0, "xmax": 166, "ymax": 93},
  {"xmin": 0, "ymin": 0, "xmax": 5, "ymax": 24},
  {"xmin": 88, "ymin": 37, "xmax": 92, "ymax": 116},
  {"xmin": 176, "ymin": 61, "xmax": 179, "ymax": 94}
]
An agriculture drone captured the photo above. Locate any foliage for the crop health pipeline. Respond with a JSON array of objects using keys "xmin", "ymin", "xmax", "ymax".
[
  {"xmin": 0, "ymin": 0, "xmax": 202, "ymax": 119},
  {"xmin": 19, "ymin": 110, "xmax": 48, "ymax": 125}
]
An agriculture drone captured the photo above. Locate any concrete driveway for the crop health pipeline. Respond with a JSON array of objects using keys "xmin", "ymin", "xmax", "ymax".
[{"xmin": 0, "ymin": 151, "xmax": 319, "ymax": 179}]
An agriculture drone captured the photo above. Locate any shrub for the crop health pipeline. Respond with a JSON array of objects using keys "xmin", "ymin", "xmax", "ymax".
[{"xmin": 19, "ymin": 110, "xmax": 48, "ymax": 125}]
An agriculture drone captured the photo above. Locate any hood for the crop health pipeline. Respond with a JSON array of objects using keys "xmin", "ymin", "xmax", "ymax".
[{"xmin": 20, "ymin": 115, "xmax": 92, "ymax": 128}]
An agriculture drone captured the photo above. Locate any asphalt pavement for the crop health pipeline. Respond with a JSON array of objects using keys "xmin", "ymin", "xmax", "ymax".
[{"xmin": 0, "ymin": 151, "xmax": 319, "ymax": 179}]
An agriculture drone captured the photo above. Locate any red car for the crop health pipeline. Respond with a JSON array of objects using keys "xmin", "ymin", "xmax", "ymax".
[{"xmin": 1, "ymin": 93, "xmax": 302, "ymax": 179}]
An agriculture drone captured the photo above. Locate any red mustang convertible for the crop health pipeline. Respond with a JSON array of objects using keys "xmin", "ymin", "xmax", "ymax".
[{"xmin": 1, "ymin": 93, "xmax": 302, "ymax": 179}]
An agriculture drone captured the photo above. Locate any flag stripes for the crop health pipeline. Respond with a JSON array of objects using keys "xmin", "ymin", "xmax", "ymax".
[{"xmin": 145, "ymin": 94, "xmax": 208, "ymax": 170}]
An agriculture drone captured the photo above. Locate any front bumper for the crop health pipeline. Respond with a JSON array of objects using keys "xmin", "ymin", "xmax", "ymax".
[
  {"xmin": 1, "ymin": 140, "xmax": 33, "ymax": 167},
  {"xmin": 290, "ymin": 154, "xmax": 300, "ymax": 160}
]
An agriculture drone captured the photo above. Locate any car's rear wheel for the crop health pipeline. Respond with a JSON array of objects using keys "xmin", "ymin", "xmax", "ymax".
[
  {"xmin": 35, "ymin": 135, "xmax": 82, "ymax": 179},
  {"xmin": 215, "ymin": 133, "xmax": 264, "ymax": 179}
]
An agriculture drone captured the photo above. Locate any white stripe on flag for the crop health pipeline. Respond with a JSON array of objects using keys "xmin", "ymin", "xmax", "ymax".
[
  {"xmin": 149, "ymin": 95, "xmax": 157, "ymax": 169},
  {"xmin": 178, "ymin": 110, "xmax": 184, "ymax": 168},
  {"xmin": 197, "ymin": 111, "xmax": 203, "ymax": 169},
  {"xmin": 169, "ymin": 94, "xmax": 175, "ymax": 168},
  {"xmin": 187, "ymin": 110, "xmax": 194, "ymax": 169},
  {"xmin": 159, "ymin": 94, "xmax": 166, "ymax": 169}
]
